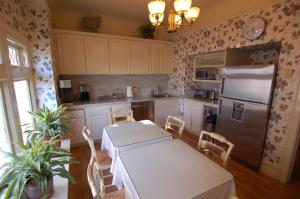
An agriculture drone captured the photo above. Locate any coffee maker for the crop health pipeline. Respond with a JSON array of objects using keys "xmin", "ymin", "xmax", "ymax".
[
  {"xmin": 80, "ymin": 85, "xmax": 90, "ymax": 102},
  {"xmin": 59, "ymin": 80, "xmax": 74, "ymax": 104}
]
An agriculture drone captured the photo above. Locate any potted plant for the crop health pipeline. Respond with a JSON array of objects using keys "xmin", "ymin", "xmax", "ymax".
[
  {"xmin": 0, "ymin": 138, "xmax": 77, "ymax": 199},
  {"xmin": 24, "ymin": 106, "xmax": 70, "ymax": 144},
  {"xmin": 137, "ymin": 23, "xmax": 156, "ymax": 39}
]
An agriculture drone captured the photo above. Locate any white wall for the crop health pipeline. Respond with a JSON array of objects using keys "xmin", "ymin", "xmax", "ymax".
[{"xmin": 50, "ymin": 7, "xmax": 171, "ymax": 41}]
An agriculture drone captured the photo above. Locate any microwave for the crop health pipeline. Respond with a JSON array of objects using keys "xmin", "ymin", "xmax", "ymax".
[{"xmin": 195, "ymin": 68, "xmax": 217, "ymax": 80}]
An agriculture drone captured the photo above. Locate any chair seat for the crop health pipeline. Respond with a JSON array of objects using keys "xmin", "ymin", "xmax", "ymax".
[
  {"xmin": 95, "ymin": 150, "xmax": 112, "ymax": 170},
  {"xmin": 96, "ymin": 149, "xmax": 108, "ymax": 160},
  {"xmin": 105, "ymin": 189, "xmax": 125, "ymax": 199},
  {"xmin": 102, "ymin": 168, "xmax": 112, "ymax": 176}
]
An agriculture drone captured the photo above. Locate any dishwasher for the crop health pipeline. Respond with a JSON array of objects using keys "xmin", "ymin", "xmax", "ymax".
[{"xmin": 131, "ymin": 101, "xmax": 154, "ymax": 122}]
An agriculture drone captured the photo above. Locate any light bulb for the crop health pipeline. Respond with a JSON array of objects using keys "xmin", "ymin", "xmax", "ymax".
[
  {"xmin": 185, "ymin": 7, "xmax": 200, "ymax": 23},
  {"xmin": 149, "ymin": 14, "xmax": 164, "ymax": 26},
  {"xmin": 174, "ymin": 0, "xmax": 192, "ymax": 15},
  {"xmin": 175, "ymin": 14, "xmax": 182, "ymax": 26},
  {"xmin": 148, "ymin": 0, "xmax": 165, "ymax": 15}
]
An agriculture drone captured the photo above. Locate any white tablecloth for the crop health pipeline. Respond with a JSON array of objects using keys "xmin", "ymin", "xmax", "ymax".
[
  {"xmin": 112, "ymin": 139, "xmax": 236, "ymax": 199},
  {"xmin": 101, "ymin": 120, "xmax": 172, "ymax": 172}
]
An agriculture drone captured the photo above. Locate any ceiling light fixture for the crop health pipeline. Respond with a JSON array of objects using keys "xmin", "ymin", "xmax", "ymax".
[{"xmin": 148, "ymin": 0, "xmax": 200, "ymax": 33}]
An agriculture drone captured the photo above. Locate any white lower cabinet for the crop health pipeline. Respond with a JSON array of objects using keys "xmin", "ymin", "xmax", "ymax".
[
  {"xmin": 155, "ymin": 98, "xmax": 179, "ymax": 127},
  {"xmin": 85, "ymin": 105, "xmax": 111, "ymax": 140},
  {"xmin": 184, "ymin": 99, "xmax": 204, "ymax": 136},
  {"xmin": 65, "ymin": 109, "xmax": 86, "ymax": 146},
  {"xmin": 86, "ymin": 115, "xmax": 110, "ymax": 140},
  {"xmin": 66, "ymin": 103, "xmax": 133, "ymax": 147}
]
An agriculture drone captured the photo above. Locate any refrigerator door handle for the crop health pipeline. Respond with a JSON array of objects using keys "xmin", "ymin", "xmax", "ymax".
[
  {"xmin": 220, "ymin": 78, "xmax": 225, "ymax": 95},
  {"xmin": 218, "ymin": 99, "xmax": 222, "ymax": 115}
]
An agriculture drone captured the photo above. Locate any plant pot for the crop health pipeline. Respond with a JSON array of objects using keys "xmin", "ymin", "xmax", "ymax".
[{"xmin": 25, "ymin": 175, "xmax": 54, "ymax": 199}]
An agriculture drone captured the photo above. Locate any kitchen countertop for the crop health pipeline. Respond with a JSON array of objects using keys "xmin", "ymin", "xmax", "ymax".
[
  {"xmin": 63, "ymin": 96, "xmax": 180, "ymax": 108},
  {"xmin": 185, "ymin": 97, "xmax": 219, "ymax": 108}
]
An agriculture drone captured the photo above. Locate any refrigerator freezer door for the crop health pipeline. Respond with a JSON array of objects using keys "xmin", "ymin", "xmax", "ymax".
[
  {"xmin": 216, "ymin": 97, "xmax": 269, "ymax": 169},
  {"xmin": 220, "ymin": 64, "xmax": 275, "ymax": 104}
]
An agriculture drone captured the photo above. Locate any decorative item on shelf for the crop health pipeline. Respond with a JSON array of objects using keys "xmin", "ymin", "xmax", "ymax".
[
  {"xmin": 0, "ymin": 138, "xmax": 77, "ymax": 199},
  {"xmin": 81, "ymin": 17, "xmax": 101, "ymax": 33},
  {"xmin": 137, "ymin": 22, "xmax": 156, "ymax": 39},
  {"xmin": 242, "ymin": 16, "xmax": 266, "ymax": 40},
  {"xmin": 148, "ymin": 0, "xmax": 200, "ymax": 33},
  {"xmin": 24, "ymin": 105, "xmax": 71, "ymax": 144}
]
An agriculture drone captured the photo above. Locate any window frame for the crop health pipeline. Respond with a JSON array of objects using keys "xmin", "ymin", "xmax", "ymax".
[{"xmin": 0, "ymin": 23, "xmax": 37, "ymax": 149}]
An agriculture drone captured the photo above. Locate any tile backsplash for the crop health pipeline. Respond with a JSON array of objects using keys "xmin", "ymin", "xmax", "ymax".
[{"xmin": 59, "ymin": 75, "xmax": 170, "ymax": 100}]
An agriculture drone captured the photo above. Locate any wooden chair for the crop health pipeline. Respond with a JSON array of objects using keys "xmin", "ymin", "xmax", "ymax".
[
  {"xmin": 82, "ymin": 126, "xmax": 112, "ymax": 171},
  {"xmin": 87, "ymin": 157, "xmax": 125, "ymax": 199},
  {"xmin": 198, "ymin": 131, "xmax": 234, "ymax": 167},
  {"xmin": 165, "ymin": 116, "xmax": 185, "ymax": 138},
  {"xmin": 110, "ymin": 109, "xmax": 135, "ymax": 124}
]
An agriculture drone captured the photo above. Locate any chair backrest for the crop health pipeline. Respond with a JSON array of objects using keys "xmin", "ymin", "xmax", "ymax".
[
  {"xmin": 82, "ymin": 127, "xmax": 98, "ymax": 161},
  {"xmin": 87, "ymin": 157, "xmax": 106, "ymax": 199},
  {"xmin": 165, "ymin": 116, "xmax": 185, "ymax": 137},
  {"xmin": 198, "ymin": 130, "xmax": 234, "ymax": 166},
  {"xmin": 110, "ymin": 109, "xmax": 134, "ymax": 124}
]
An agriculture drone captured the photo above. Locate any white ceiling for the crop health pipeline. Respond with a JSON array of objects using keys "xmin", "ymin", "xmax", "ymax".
[{"xmin": 47, "ymin": 0, "xmax": 216, "ymax": 22}]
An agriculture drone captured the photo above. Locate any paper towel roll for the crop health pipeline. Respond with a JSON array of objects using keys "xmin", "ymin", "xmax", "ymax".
[{"xmin": 126, "ymin": 86, "xmax": 133, "ymax": 98}]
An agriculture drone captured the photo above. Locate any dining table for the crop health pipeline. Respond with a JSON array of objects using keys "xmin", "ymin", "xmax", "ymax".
[
  {"xmin": 101, "ymin": 120, "xmax": 172, "ymax": 172},
  {"xmin": 112, "ymin": 139, "xmax": 236, "ymax": 199}
]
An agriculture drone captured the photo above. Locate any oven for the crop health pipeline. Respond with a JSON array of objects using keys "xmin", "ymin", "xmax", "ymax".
[{"xmin": 131, "ymin": 101, "xmax": 154, "ymax": 121}]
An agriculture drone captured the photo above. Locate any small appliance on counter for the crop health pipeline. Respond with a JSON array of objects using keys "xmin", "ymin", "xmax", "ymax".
[
  {"xmin": 126, "ymin": 86, "xmax": 133, "ymax": 98},
  {"xmin": 194, "ymin": 89, "xmax": 219, "ymax": 101},
  {"xmin": 194, "ymin": 89, "xmax": 207, "ymax": 99},
  {"xmin": 79, "ymin": 85, "xmax": 90, "ymax": 102},
  {"xmin": 59, "ymin": 80, "xmax": 74, "ymax": 104}
]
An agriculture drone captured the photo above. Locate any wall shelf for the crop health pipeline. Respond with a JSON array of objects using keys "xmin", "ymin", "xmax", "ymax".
[{"xmin": 193, "ymin": 79, "xmax": 222, "ymax": 83}]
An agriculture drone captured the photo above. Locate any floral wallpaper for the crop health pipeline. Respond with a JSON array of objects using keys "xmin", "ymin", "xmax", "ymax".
[
  {"xmin": 168, "ymin": 0, "xmax": 300, "ymax": 169},
  {"xmin": 27, "ymin": 9, "xmax": 57, "ymax": 109},
  {"xmin": 0, "ymin": 0, "xmax": 57, "ymax": 109}
]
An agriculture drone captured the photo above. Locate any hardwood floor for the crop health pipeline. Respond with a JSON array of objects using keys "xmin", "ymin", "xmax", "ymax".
[{"xmin": 68, "ymin": 132, "xmax": 300, "ymax": 199}]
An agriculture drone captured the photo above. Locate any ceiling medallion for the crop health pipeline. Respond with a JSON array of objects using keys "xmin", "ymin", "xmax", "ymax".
[{"xmin": 148, "ymin": 0, "xmax": 200, "ymax": 33}]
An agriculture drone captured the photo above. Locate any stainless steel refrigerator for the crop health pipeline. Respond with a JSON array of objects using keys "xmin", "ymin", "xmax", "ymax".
[{"xmin": 216, "ymin": 64, "xmax": 276, "ymax": 170}]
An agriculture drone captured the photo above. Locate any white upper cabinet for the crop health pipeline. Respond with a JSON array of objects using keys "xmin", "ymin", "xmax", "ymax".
[
  {"xmin": 56, "ymin": 34, "xmax": 86, "ymax": 75},
  {"xmin": 55, "ymin": 30, "xmax": 174, "ymax": 75},
  {"xmin": 84, "ymin": 37, "xmax": 110, "ymax": 74},
  {"xmin": 161, "ymin": 43, "xmax": 174, "ymax": 74},
  {"xmin": 149, "ymin": 43, "xmax": 162, "ymax": 74},
  {"xmin": 131, "ymin": 41, "xmax": 149, "ymax": 74},
  {"xmin": 149, "ymin": 42, "xmax": 174, "ymax": 74},
  {"xmin": 109, "ymin": 39, "xmax": 131, "ymax": 74}
]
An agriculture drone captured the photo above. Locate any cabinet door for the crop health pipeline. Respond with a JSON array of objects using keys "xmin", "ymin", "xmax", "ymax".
[
  {"xmin": 67, "ymin": 117, "xmax": 86, "ymax": 146},
  {"xmin": 109, "ymin": 39, "xmax": 131, "ymax": 74},
  {"xmin": 86, "ymin": 115, "xmax": 109, "ymax": 140},
  {"xmin": 149, "ymin": 43, "xmax": 162, "ymax": 74},
  {"xmin": 84, "ymin": 37, "xmax": 109, "ymax": 74},
  {"xmin": 164, "ymin": 106, "xmax": 178, "ymax": 118},
  {"xmin": 131, "ymin": 41, "xmax": 149, "ymax": 74},
  {"xmin": 56, "ymin": 34, "xmax": 86, "ymax": 74},
  {"xmin": 184, "ymin": 106, "xmax": 192, "ymax": 131},
  {"xmin": 111, "ymin": 103, "xmax": 131, "ymax": 112},
  {"xmin": 155, "ymin": 109, "xmax": 166, "ymax": 127},
  {"xmin": 190, "ymin": 109, "xmax": 203, "ymax": 135},
  {"xmin": 161, "ymin": 44, "xmax": 174, "ymax": 74}
]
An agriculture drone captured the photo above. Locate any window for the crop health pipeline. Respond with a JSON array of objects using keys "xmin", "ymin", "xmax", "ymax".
[
  {"xmin": 0, "ymin": 85, "xmax": 11, "ymax": 167},
  {"xmin": 7, "ymin": 40, "xmax": 27, "ymax": 67},
  {"xmin": 13, "ymin": 80, "xmax": 33, "ymax": 141}
]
